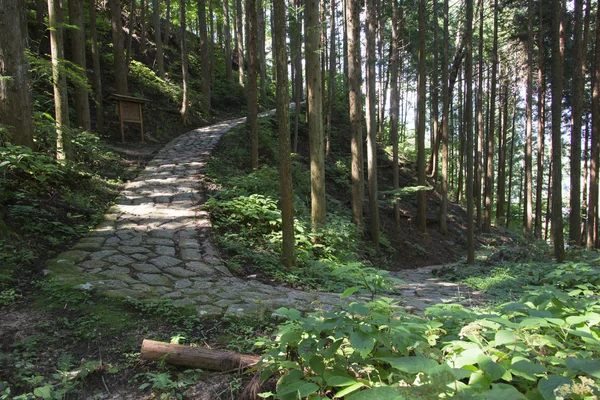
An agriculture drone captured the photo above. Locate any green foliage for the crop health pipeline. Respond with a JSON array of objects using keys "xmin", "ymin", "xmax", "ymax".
[
  {"xmin": 258, "ymin": 284, "xmax": 600, "ymax": 399},
  {"xmin": 132, "ymin": 369, "xmax": 203, "ymax": 400}
]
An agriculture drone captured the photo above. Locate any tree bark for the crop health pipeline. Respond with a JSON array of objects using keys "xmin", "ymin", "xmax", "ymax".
[
  {"xmin": 109, "ymin": 0, "xmax": 128, "ymax": 94},
  {"xmin": 140, "ymin": 0, "xmax": 146, "ymax": 50},
  {"xmin": 88, "ymin": 0, "xmax": 104, "ymax": 133},
  {"xmin": 306, "ymin": 0, "xmax": 325, "ymax": 229},
  {"xmin": 48, "ymin": 0, "xmax": 70, "ymax": 159},
  {"xmin": 426, "ymin": 0, "xmax": 440, "ymax": 179},
  {"xmin": 291, "ymin": 0, "xmax": 303, "ymax": 153},
  {"xmin": 326, "ymin": 0, "xmax": 336, "ymax": 156},
  {"xmin": 534, "ymin": 0, "xmax": 546, "ymax": 239},
  {"xmin": 416, "ymin": 0, "xmax": 427, "ymax": 233},
  {"xmin": 589, "ymin": 0, "xmax": 600, "ymax": 249},
  {"xmin": 223, "ymin": 0, "xmax": 233, "ymax": 80},
  {"xmin": 247, "ymin": 0, "xmax": 258, "ymax": 170},
  {"xmin": 140, "ymin": 340, "xmax": 260, "ymax": 371},
  {"xmin": 273, "ymin": 0, "xmax": 295, "ymax": 267},
  {"xmin": 164, "ymin": 0, "xmax": 171, "ymax": 45},
  {"xmin": 524, "ymin": 0, "xmax": 534, "ymax": 236},
  {"xmin": 365, "ymin": 0, "xmax": 379, "ymax": 245},
  {"xmin": 496, "ymin": 77, "xmax": 508, "ymax": 227},
  {"xmin": 152, "ymin": 0, "xmax": 164, "ymax": 78},
  {"xmin": 390, "ymin": 0, "xmax": 401, "ymax": 227},
  {"xmin": 257, "ymin": 0, "xmax": 266, "ymax": 101},
  {"xmin": 506, "ymin": 97, "xmax": 517, "ymax": 229},
  {"xmin": 69, "ymin": 0, "xmax": 91, "ymax": 131},
  {"xmin": 347, "ymin": 0, "xmax": 363, "ymax": 228},
  {"xmin": 125, "ymin": 0, "xmax": 135, "ymax": 66},
  {"xmin": 199, "ymin": 0, "xmax": 211, "ymax": 110},
  {"xmin": 180, "ymin": 0, "xmax": 190, "ymax": 124},
  {"xmin": 475, "ymin": 0, "xmax": 483, "ymax": 230},
  {"xmin": 235, "ymin": 0, "xmax": 244, "ymax": 86},
  {"xmin": 0, "ymin": 0, "xmax": 34, "ymax": 148},
  {"xmin": 551, "ymin": 0, "xmax": 565, "ymax": 261},
  {"xmin": 465, "ymin": 0, "xmax": 474, "ymax": 263},
  {"xmin": 439, "ymin": 0, "xmax": 449, "ymax": 235}
]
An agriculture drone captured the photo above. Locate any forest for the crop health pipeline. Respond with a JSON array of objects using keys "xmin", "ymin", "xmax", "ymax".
[{"xmin": 1, "ymin": 0, "xmax": 600, "ymax": 398}]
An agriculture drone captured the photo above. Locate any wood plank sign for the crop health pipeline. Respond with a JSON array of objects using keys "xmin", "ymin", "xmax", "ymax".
[{"xmin": 107, "ymin": 94, "xmax": 151, "ymax": 143}]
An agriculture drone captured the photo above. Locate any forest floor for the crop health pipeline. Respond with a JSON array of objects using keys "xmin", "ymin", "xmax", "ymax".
[{"xmin": 0, "ymin": 113, "xmax": 504, "ymax": 399}]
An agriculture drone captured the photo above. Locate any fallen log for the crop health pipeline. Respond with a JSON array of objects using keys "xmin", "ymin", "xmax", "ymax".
[{"xmin": 140, "ymin": 339, "xmax": 261, "ymax": 371}]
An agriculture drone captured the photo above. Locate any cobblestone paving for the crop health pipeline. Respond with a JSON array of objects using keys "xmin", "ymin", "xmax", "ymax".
[{"xmin": 46, "ymin": 113, "xmax": 490, "ymax": 318}]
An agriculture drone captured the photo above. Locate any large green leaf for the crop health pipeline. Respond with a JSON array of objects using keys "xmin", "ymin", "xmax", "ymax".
[
  {"xmin": 495, "ymin": 330, "xmax": 517, "ymax": 346},
  {"xmin": 346, "ymin": 386, "xmax": 404, "ymax": 400},
  {"xmin": 325, "ymin": 374, "xmax": 358, "ymax": 387},
  {"xmin": 350, "ymin": 331, "xmax": 376, "ymax": 358},
  {"xmin": 453, "ymin": 348, "xmax": 486, "ymax": 368},
  {"xmin": 538, "ymin": 375, "xmax": 572, "ymax": 400},
  {"xmin": 510, "ymin": 359, "xmax": 547, "ymax": 381},
  {"xmin": 333, "ymin": 382, "xmax": 366, "ymax": 398},
  {"xmin": 478, "ymin": 355, "xmax": 506, "ymax": 381},
  {"xmin": 480, "ymin": 383, "xmax": 528, "ymax": 399},
  {"xmin": 376, "ymin": 356, "xmax": 439, "ymax": 374},
  {"xmin": 565, "ymin": 357, "xmax": 600, "ymax": 379}
]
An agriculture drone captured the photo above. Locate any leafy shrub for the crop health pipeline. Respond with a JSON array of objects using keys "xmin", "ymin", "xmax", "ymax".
[{"xmin": 257, "ymin": 286, "xmax": 600, "ymax": 399}]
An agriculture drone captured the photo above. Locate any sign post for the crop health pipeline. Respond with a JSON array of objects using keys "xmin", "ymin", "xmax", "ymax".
[{"xmin": 107, "ymin": 94, "xmax": 152, "ymax": 143}]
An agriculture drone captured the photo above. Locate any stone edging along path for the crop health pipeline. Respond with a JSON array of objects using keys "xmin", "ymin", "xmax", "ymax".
[{"xmin": 46, "ymin": 112, "xmax": 487, "ymax": 319}]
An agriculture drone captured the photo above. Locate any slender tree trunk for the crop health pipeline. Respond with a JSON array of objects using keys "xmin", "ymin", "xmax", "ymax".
[
  {"xmin": 551, "ymin": 0, "xmax": 565, "ymax": 261},
  {"xmin": 569, "ymin": 0, "xmax": 586, "ymax": 245},
  {"xmin": 589, "ymin": 0, "xmax": 600, "ymax": 249},
  {"xmin": 223, "ymin": 0, "xmax": 232, "ymax": 80},
  {"xmin": 427, "ymin": 0, "xmax": 440, "ymax": 179},
  {"xmin": 164, "ymin": 0, "xmax": 171, "ymax": 45},
  {"xmin": 89, "ymin": 0, "xmax": 104, "ymax": 133},
  {"xmin": 347, "ymin": 0, "xmax": 363, "ymax": 227},
  {"xmin": 391, "ymin": 0, "xmax": 401, "ymax": 227},
  {"xmin": 199, "ymin": 0, "xmax": 211, "ymax": 110},
  {"xmin": 257, "ymin": 0, "xmax": 266, "ymax": 100},
  {"xmin": 484, "ymin": 0, "xmax": 498, "ymax": 231},
  {"xmin": 0, "ymin": 0, "xmax": 35, "ymax": 148},
  {"xmin": 152, "ymin": 0, "xmax": 164, "ymax": 78},
  {"xmin": 180, "ymin": 0, "xmax": 190, "ymax": 124},
  {"xmin": 506, "ymin": 98, "xmax": 517, "ymax": 229},
  {"xmin": 465, "ymin": 0, "xmax": 474, "ymax": 263},
  {"xmin": 342, "ymin": 0, "xmax": 348, "ymax": 89},
  {"xmin": 534, "ymin": 1, "xmax": 546, "ymax": 239},
  {"xmin": 273, "ymin": 0, "xmax": 295, "ymax": 266},
  {"xmin": 582, "ymin": 120, "xmax": 590, "ymax": 241},
  {"xmin": 48, "ymin": 0, "xmax": 70, "ymax": 159},
  {"xmin": 475, "ymin": 0, "xmax": 483, "ymax": 230},
  {"xmin": 365, "ymin": 0, "xmax": 379, "ymax": 245},
  {"xmin": 376, "ymin": 0, "xmax": 385, "ymax": 143},
  {"xmin": 209, "ymin": 0, "xmax": 214, "ymax": 82},
  {"xmin": 524, "ymin": 0, "xmax": 534, "ymax": 236},
  {"xmin": 416, "ymin": 0, "xmax": 427, "ymax": 233},
  {"xmin": 440, "ymin": 0, "xmax": 450, "ymax": 234},
  {"xmin": 110, "ymin": 0, "xmax": 128, "ymax": 94},
  {"xmin": 326, "ymin": 0, "xmax": 336, "ymax": 156},
  {"xmin": 496, "ymin": 78, "xmax": 508, "ymax": 227},
  {"xmin": 545, "ymin": 151, "xmax": 553, "ymax": 241},
  {"xmin": 291, "ymin": 0, "xmax": 302, "ymax": 152},
  {"xmin": 125, "ymin": 0, "xmax": 135, "ymax": 66},
  {"xmin": 306, "ymin": 0, "xmax": 325, "ymax": 229},
  {"xmin": 140, "ymin": 0, "xmax": 146, "ymax": 50},
  {"xmin": 69, "ymin": 0, "xmax": 91, "ymax": 131},
  {"xmin": 456, "ymin": 70, "xmax": 464, "ymax": 202},
  {"xmin": 247, "ymin": 0, "xmax": 258, "ymax": 170},
  {"xmin": 235, "ymin": 0, "xmax": 244, "ymax": 86}
]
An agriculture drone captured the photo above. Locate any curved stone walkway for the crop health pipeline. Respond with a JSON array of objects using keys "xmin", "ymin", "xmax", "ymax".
[{"xmin": 46, "ymin": 113, "xmax": 490, "ymax": 318}]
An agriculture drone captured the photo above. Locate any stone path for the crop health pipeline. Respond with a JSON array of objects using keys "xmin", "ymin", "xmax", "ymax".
[{"xmin": 46, "ymin": 113, "xmax": 490, "ymax": 318}]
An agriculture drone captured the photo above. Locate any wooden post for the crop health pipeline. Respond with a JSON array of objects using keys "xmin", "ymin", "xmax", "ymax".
[{"xmin": 107, "ymin": 94, "xmax": 151, "ymax": 143}]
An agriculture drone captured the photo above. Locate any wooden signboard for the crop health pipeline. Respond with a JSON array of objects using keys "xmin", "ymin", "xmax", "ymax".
[{"xmin": 107, "ymin": 94, "xmax": 151, "ymax": 143}]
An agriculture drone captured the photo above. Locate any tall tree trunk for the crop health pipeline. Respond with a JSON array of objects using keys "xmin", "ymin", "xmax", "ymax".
[
  {"xmin": 247, "ymin": 0, "xmax": 258, "ymax": 170},
  {"xmin": 326, "ymin": 0, "xmax": 336, "ymax": 156},
  {"xmin": 140, "ymin": 0, "xmax": 146, "ymax": 50},
  {"xmin": 164, "ymin": 0, "xmax": 171, "ymax": 45},
  {"xmin": 180, "ymin": 0, "xmax": 190, "ymax": 124},
  {"xmin": 439, "ymin": 0, "xmax": 450, "ymax": 234},
  {"xmin": 48, "ymin": 0, "xmax": 70, "ymax": 159},
  {"xmin": 465, "ymin": 0, "xmax": 474, "ymax": 263},
  {"xmin": 110, "ymin": 0, "xmax": 128, "ymax": 94},
  {"xmin": 496, "ymin": 77, "xmax": 508, "ymax": 227},
  {"xmin": 534, "ymin": 0, "xmax": 546, "ymax": 239},
  {"xmin": 88, "ymin": 0, "xmax": 104, "ymax": 133},
  {"xmin": 273, "ymin": 0, "xmax": 295, "ymax": 267},
  {"xmin": 455, "ymin": 69, "xmax": 464, "ymax": 202},
  {"xmin": 347, "ymin": 0, "xmax": 363, "ymax": 227},
  {"xmin": 125, "ymin": 0, "xmax": 135, "ymax": 66},
  {"xmin": 475, "ymin": 0, "xmax": 483, "ymax": 230},
  {"xmin": 306, "ymin": 0, "xmax": 325, "ymax": 229},
  {"xmin": 524, "ymin": 0, "xmax": 534, "ymax": 236},
  {"xmin": 257, "ymin": 0, "xmax": 266, "ymax": 100},
  {"xmin": 589, "ymin": 0, "xmax": 600, "ymax": 249},
  {"xmin": 427, "ymin": 0, "xmax": 440, "ymax": 178},
  {"xmin": 209, "ymin": 0, "xmax": 214, "ymax": 81},
  {"xmin": 416, "ymin": 0, "xmax": 427, "ymax": 233},
  {"xmin": 483, "ymin": 0, "xmax": 498, "ymax": 232},
  {"xmin": 199, "ymin": 0, "xmax": 211, "ymax": 110},
  {"xmin": 569, "ymin": 0, "xmax": 587, "ymax": 245},
  {"xmin": 152, "ymin": 0, "xmax": 165, "ymax": 78},
  {"xmin": 545, "ymin": 150, "xmax": 553, "ymax": 241},
  {"xmin": 0, "ymin": 0, "xmax": 34, "ymax": 148},
  {"xmin": 506, "ymin": 97, "xmax": 517, "ymax": 229},
  {"xmin": 235, "ymin": 0, "xmax": 244, "ymax": 86},
  {"xmin": 366, "ymin": 0, "xmax": 379, "ymax": 245},
  {"xmin": 390, "ymin": 0, "xmax": 401, "ymax": 227},
  {"xmin": 582, "ymin": 119, "xmax": 590, "ymax": 241},
  {"xmin": 223, "ymin": 0, "xmax": 233, "ymax": 80},
  {"xmin": 551, "ymin": 0, "xmax": 565, "ymax": 261},
  {"xmin": 376, "ymin": 0, "xmax": 385, "ymax": 142},
  {"xmin": 342, "ymin": 0, "xmax": 348, "ymax": 89},
  {"xmin": 69, "ymin": 0, "xmax": 91, "ymax": 131},
  {"xmin": 291, "ymin": 0, "xmax": 302, "ymax": 152}
]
